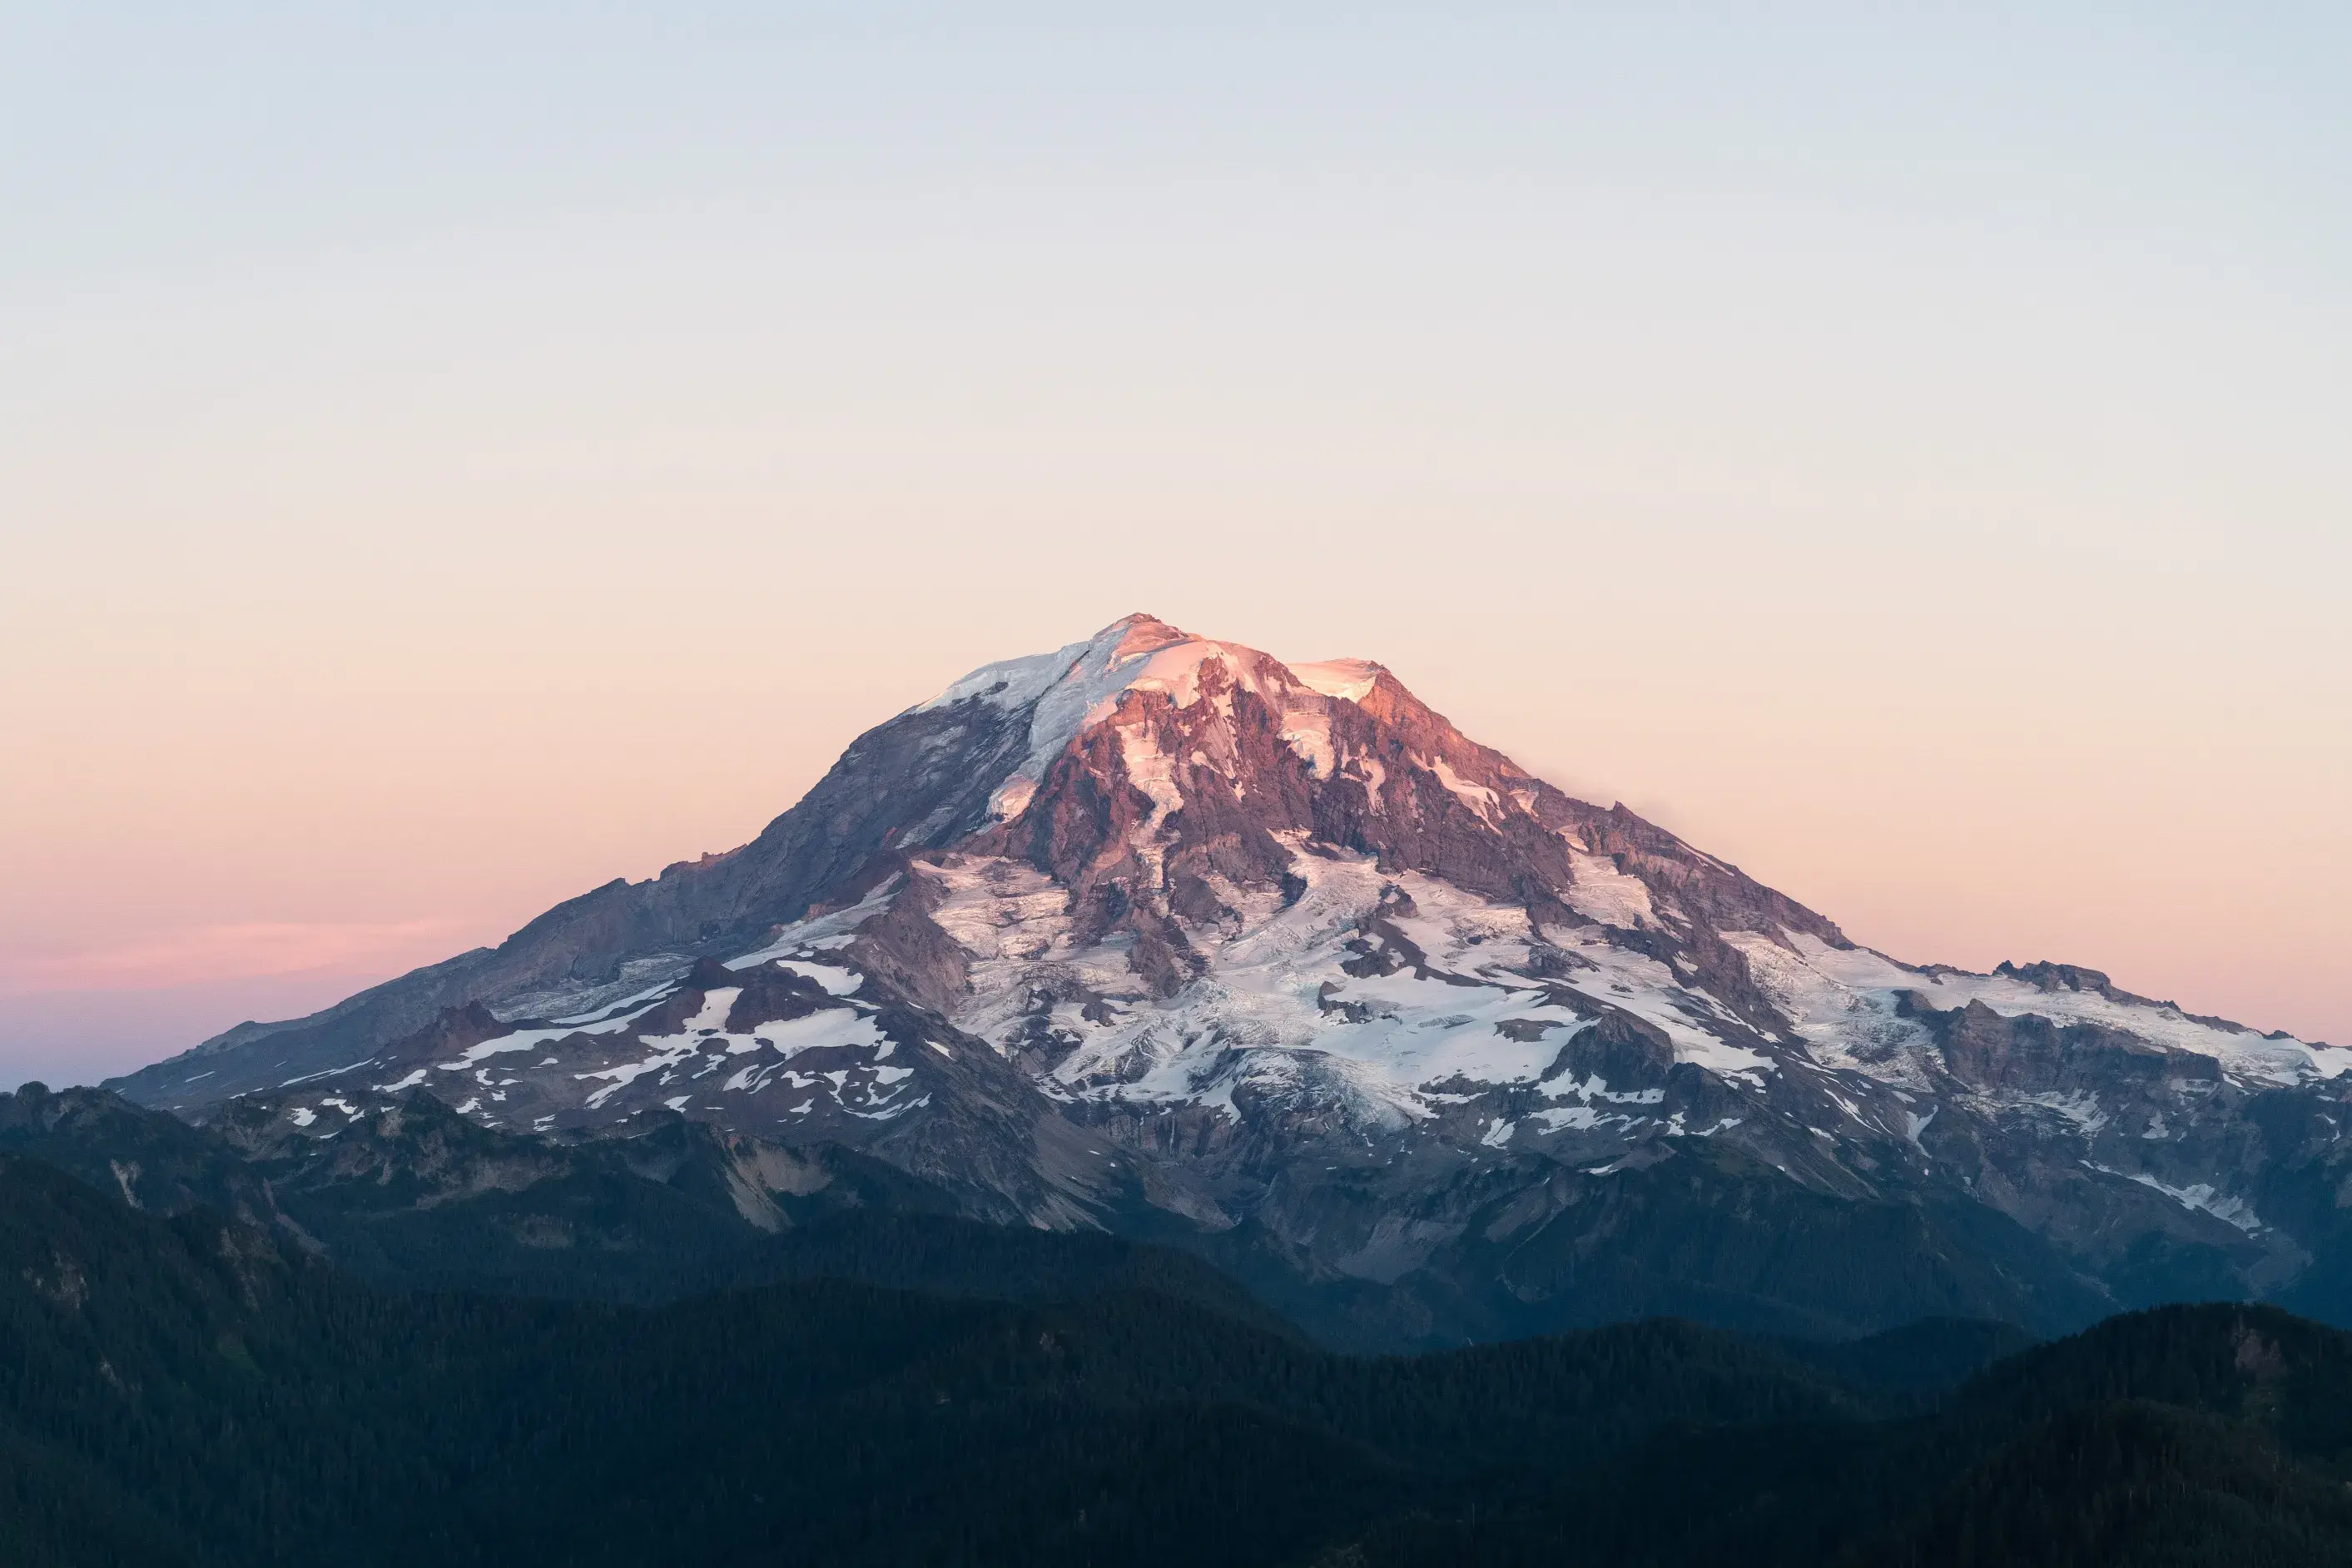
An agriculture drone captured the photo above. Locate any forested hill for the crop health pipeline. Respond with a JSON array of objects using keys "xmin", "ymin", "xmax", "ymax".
[{"xmin": 6, "ymin": 1147, "xmax": 2352, "ymax": 1567}]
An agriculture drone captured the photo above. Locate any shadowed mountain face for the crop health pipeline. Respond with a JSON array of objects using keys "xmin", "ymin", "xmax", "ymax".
[{"xmin": 103, "ymin": 614, "xmax": 2352, "ymax": 1346}]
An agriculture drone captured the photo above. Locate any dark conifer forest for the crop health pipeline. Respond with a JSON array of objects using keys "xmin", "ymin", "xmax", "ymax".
[{"xmin": 6, "ymin": 1124, "xmax": 2352, "ymax": 1567}]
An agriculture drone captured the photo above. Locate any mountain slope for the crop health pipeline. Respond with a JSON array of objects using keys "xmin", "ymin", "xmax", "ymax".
[{"xmin": 106, "ymin": 614, "xmax": 2352, "ymax": 1343}]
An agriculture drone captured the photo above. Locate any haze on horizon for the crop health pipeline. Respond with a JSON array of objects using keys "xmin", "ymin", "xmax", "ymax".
[{"xmin": 2, "ymin": 4, "xmax": 2346, "ymax": 1087}]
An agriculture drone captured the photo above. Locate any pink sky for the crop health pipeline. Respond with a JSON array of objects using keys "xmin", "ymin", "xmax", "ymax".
[
  {"xmin": 3, "ymin": 587, "xmax": 2343, "ymax": 1088},
  {"xmin": 3, "ymin": 8, "xmax": 2345, "ymax": 1085}
]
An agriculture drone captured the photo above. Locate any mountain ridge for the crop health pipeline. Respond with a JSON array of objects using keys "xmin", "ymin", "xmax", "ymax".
[
  {"xmin": 8, "ymin": 1129, "xmax": 2352, "ymax": 1568},
  {"xmin": 101, "ymin": 613, "xmax": 2352, "ymax": 1345}
]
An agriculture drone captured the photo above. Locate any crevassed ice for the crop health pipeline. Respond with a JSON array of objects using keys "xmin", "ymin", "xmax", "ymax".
[
  {"xmin": 1757, "ymin": 932, "xmax": 2345, "ymax": 1087},
  {"xmin": 928, "ymin": 838, "xmax": 1773, "ymax": 1123},
  {"xmin": 1561, "ymin": 848, "xmax": 1657, "ymax": 930},
  {"xmin": 727, "ymin": 879, "xmax": 901, "ymax": 970}
]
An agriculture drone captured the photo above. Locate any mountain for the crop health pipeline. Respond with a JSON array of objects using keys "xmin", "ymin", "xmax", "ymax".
[
  {"xmin": 105, "ymin": 613, "xmax": 2352, "ymax": 1345},
  {"xmin": 0, "ymin": 1079, "xmax": 1293, "ymax": 1330},
  {"xmin": 7, "ymin": 1137, "xmax": 2352, "ymax": 1568}
]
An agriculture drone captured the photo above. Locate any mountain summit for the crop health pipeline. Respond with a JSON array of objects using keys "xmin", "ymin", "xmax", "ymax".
[{"xmin": 108, "ymin": 616, "xmax": 2352, "ymax": 1343}]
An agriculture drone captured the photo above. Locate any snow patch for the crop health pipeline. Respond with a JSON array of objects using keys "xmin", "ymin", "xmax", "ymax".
[
  {"xmin": 1770, "ymin": 933, "xmax": 2343, "ymax": 1088},
  {"xmin": 726, "ymin": 880, "xmax": 901, "ymax": 970},
  {"xmin": 2087, "ymin": 1162, "xmax": 2265, "ymax": 1233},
  {"xmin": 1427, "ymin": 757, "xmax": 1501, "ymax": 822},
  {"xmin": 1291, "ymin": 660, "xmax": 1382, "ymax": 703},
  {"xmin": 931, "ymin": 841, "xmax": 1769, "ymax": 1132},
  {"xmin": 1563, "ymin": 850, "xmax": 1657, "ymax": 930},
  {"xmin": 439, "ymin": 993, "xmax": 672, "ymax": 1074}
]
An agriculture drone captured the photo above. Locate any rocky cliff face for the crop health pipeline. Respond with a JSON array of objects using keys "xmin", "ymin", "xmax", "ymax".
[{"xmin": 105, "ymin": 615, "xmax": 2352, "ymax": 1343}]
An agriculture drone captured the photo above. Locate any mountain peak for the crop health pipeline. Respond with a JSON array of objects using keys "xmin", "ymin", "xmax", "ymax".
[
  {"xmin": 102, "ymin": 615, "xmax": 2352, "ymax": 1352},
  {"xmin": 1101, "ymin": 611, "xmax": 1192, "ymax": 657},
  {"xmin": 916, "ymin": 615, "xmax": 1317, "ymax": 823},
  {"xmin": 920, "ymin": 618, "xmax": 1395, "ymax": 732}
]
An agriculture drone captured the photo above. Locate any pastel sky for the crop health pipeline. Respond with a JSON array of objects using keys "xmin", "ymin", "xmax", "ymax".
[{"xmin": 3, "ymin": 5, "xmax": 2347, "ymax": 1088}]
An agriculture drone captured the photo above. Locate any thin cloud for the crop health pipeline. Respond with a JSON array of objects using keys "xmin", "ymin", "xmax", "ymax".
[{"xmin": 0, "ymin": 918, "xmax": 483, "ymax": 996}]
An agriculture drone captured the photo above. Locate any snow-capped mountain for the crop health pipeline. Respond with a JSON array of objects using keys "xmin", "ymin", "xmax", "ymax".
[{"xmin": 108, "ymin": 615, "xmax": 2352, "ymax": 1342}]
